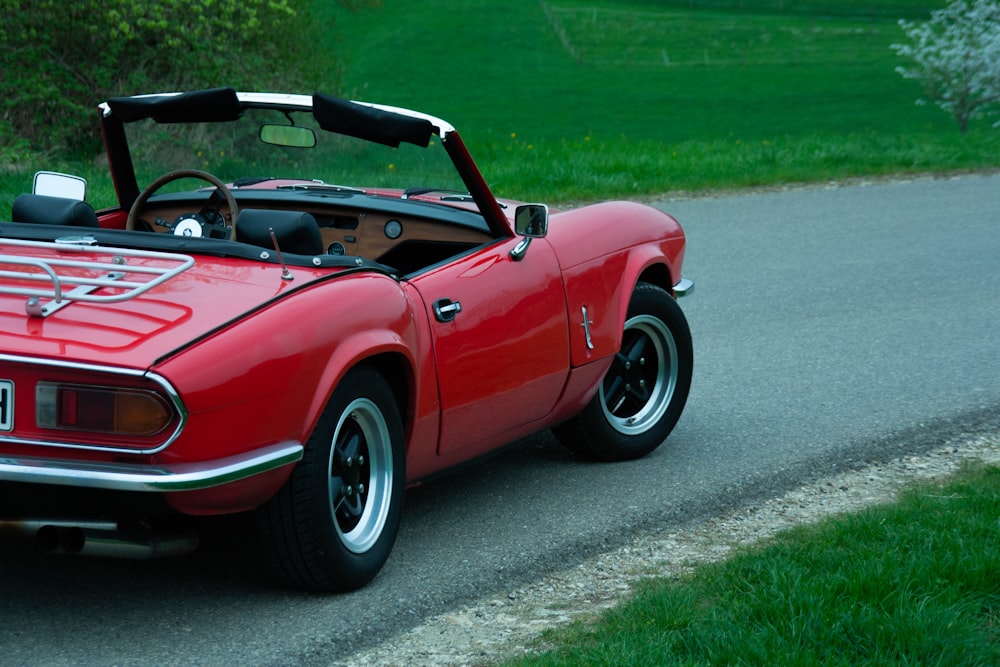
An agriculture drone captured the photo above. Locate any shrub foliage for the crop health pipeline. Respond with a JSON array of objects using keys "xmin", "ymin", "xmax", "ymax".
[
  {"xmin": 892, "ymin": 0, "xmax": 1000, "ymax": 132},
  {"xmin": 0, "ymin": 0, "xmax": 349, "ymax": 158}
]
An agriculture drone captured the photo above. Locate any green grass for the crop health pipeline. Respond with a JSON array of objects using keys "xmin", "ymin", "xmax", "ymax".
[
  {"xmin": 320, "ymin": 0, "xmax": 999, "ymax": 200},
  {"xmin": 4, "ymin": 0, "xmax": 999, "ymax": 208},
  {"xmin": 328, "ymin": 0, "xmax": 942, "ymax": 138},
  {"xmin": 503, "ymin": 463, "xmax": 1000, "ymax": 666}
]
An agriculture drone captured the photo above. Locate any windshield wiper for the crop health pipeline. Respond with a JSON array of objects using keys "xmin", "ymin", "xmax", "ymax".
[
  {"xmin": 276, "ymin": 182, "xmax": 366, "ymax": 194},
  {"xmin": 402, "ymin": 187, "xmax": 472, "ymax": 200},
  {"xmin": 232, "ymin": 176, "xmax": 278, "ymax": 187}
]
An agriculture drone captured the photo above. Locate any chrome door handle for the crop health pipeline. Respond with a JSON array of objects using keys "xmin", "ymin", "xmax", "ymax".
[{"xmin": 433, "ymin": 298, "xmax": 462, "ymax": 323}]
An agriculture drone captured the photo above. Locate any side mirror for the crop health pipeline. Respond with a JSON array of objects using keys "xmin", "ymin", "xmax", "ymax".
[
  {"xmin": 514, "ymin": 204, "xmax": 548, "ymax": 238},
  {"xmin": 33, "ymin": 171, "xmax": 87, "ymax": 200}
]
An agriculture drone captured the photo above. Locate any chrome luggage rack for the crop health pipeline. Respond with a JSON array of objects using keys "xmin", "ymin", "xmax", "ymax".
[{"xmin": 0, "ymin": 237, "xmax": 194, "ymax": 318}]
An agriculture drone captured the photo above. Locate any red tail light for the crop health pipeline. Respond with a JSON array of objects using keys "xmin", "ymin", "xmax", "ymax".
[{"xmin": 36, "ymin": 382, "xmax": 173, "ymax": 437}]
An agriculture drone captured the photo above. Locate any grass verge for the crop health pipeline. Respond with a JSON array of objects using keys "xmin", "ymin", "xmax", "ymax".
[
  {"xmin": 502, "ymin": 463, "xmax": 1000, "ymax": 666},
  {"xmin": 5, "ymin": 128, "xmax": 998, "ymax": 212}
]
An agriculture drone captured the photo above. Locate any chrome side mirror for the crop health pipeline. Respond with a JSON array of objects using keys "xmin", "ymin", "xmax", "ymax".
[
  {"xmin": 514, "ymin": 204, "xmax": 548, "ymax": 238},
  {"xmin": 510, "ymin": 204, "xmax": 549, "ymax": 262}
]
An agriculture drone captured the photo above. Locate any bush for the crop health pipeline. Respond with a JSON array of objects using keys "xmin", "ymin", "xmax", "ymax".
[
  {"xmin": 891, "ymin": 0, "xmax": 1000, "ymax": 133},
  {"xmin": 0, "ymin": 0, "xmax": 338, "ymax": 158}
]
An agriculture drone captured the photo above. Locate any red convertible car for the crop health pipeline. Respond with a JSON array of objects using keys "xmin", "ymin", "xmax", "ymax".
[{"xmin": 0, "ymin": 88, "xmax": 692, "ymax": 591}]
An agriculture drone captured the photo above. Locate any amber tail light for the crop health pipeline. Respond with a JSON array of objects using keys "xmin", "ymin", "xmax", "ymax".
[{"xmin": 36, "ymin": 382, "xmax": 174, "ymax": 437}]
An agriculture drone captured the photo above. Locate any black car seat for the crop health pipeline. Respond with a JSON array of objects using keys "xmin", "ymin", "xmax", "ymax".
[{"xmin": 235, "ymin": 209, "xmax": 324, "ymax": 255}]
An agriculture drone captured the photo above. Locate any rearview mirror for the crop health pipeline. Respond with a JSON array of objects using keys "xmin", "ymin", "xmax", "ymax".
[
  {"xmin": 259, "ymin": 124, "xmax": 317, "ymax": 148},
  {"xmin": 514, "ymin": 204, "xmax": 548, "ymax": 238}
]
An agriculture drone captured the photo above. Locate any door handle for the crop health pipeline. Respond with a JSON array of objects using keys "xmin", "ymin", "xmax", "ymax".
[{"xmin": 433, "ymin": 298, "xmax": 462, "ymax": 323}]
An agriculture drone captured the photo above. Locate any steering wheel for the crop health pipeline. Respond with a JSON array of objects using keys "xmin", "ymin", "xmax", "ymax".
[{"xmin": 126, "ymin": 169, "xmax": 239, "ymax": 240}]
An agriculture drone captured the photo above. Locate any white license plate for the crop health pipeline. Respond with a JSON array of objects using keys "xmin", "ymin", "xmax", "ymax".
[{"xmin": 0, "ymin": 380, "xmax": 12, "ymax": 431}]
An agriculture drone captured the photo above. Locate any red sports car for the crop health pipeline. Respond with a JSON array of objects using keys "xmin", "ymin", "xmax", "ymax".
[{"xmin": 0, "ymin": 88, "xmax": 693, "ymax": 591}]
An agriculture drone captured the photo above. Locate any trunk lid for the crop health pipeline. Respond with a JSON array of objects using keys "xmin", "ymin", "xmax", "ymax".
[{"xmin": 0, "ymin": 238, "xmax": 334, "ymax": 369}]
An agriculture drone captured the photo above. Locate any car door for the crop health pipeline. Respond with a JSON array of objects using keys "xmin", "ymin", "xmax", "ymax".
[{"xmin": 407, "ymin": 237, "xmax": 569, "ymax": 456}]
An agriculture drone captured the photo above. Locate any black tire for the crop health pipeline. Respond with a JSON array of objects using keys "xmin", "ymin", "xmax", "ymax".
[
  {"xmin": 553, "ymin": 282, "xmax": 692, "ymax": 461},
  {"xmin": 257, "ymin": 365, "xmax": 405, "ymax": 592}
]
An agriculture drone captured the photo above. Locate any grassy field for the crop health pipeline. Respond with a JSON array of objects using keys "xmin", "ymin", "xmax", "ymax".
[
  {"xmin": 503, "ymin": 462, "xmax": 1000, "ymax": 665},
  {"xmin": 4, "ymin": 0, "xmax": 998, "ymax": 211},
  {"xmin": 330, "ymin": 0, "xmax": 942, "ymax": 140},
  {"xmin": 320, "ymin": 0, "xmax": 999, "ymax": 200}
]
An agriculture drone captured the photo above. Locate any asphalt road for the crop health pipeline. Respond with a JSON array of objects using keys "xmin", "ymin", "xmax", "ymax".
[{"xmin": 2, "ymin": 173, "xmax": 998, "ymax": 666}]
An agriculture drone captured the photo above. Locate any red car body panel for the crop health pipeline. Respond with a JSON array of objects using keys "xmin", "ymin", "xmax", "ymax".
[
  {"xmin": 544, "ymin": 202, "xmax": 686, "ymax": 366},
  {"xmin": 0, "ymin": 251, "xmax": 335, "ymax": 365},
  {"xmin": 407, "ymin": 236, "xmax": 569, "ymax": 457}
]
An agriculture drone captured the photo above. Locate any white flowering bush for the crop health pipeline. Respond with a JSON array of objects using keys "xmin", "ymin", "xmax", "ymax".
[{"xmin": 891, "ymin": 0, "xmax": 1000, "ymax": 133}]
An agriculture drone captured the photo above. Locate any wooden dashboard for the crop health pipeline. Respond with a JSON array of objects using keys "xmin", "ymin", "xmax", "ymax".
[
  {"xmin": 138, "ymin": 200, "xmax": 495, "ymax": 271},
  {"xmin": 306, "ymin": 208, "xmax": 493, "ymax": 261}
]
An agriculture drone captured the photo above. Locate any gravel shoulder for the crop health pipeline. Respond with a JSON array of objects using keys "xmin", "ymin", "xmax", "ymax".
[{"xmin": 333, "ymin": 432, "xmax": 1000, "ymax": 667}]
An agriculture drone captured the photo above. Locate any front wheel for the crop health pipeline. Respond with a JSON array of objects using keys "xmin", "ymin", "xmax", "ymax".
[
  {"xmin": 257, "ymin": 365, "xmax": 405, "ymax": 592},
  {"xmin": 553, "ymin": 282, "xmax": 692, "ymax": 461}
]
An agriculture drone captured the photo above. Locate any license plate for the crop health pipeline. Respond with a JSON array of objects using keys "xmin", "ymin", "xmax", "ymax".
[{"xmin": 0, "ymin": 380, "xmax": 12, "ymax": 431}]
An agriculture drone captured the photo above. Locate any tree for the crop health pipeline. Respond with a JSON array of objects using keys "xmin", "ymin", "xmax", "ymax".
[
  {"xmin": 891, "ymin": 0, "xmax": 1000, "ymax": 133},
  {"xmin": 0, "ymin": 0, "xmax": 336, "ymax": 157}
]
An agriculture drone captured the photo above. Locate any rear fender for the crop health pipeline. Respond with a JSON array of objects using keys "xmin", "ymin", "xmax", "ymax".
[
  {"xmin": 301, "ymin": 328, "xmax": 444, "ymax": 484},
  {"xmin": 153, "ymin": 274, "xmax": 420, "ymax": 465},
  {"xmin": 303, "ymin": 329, "xmax": 417, "ymax": 443}
]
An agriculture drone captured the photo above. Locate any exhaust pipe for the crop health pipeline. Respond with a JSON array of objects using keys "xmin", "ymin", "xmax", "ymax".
[{"xmin": 0, "ymin": 519, "xmax": 198, "ymax": 559}]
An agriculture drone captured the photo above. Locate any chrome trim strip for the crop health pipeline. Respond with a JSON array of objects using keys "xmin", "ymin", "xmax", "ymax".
[
  {"xmin": 236, "ymin": 92, "xmax": 313, "ymax": 108},
  {"xmin": 673, "ymin": 277, "xmax": 694, "ymax": 297},
  {"xmin": 581, "ymin": 305, "xmax": 595, "ymax": 350},
  {"xmin": 0, "ymin": 354, "xmax": 187, "ymax": 455},
  {"xmin": 0, "ymin": 442, "xmax": 303, "ymax": 492}
]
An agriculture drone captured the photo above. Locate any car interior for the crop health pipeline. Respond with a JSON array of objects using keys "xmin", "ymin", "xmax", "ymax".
[{"xmin": 8, "ymin": 190, "xmax": 497, "ymax": 277}]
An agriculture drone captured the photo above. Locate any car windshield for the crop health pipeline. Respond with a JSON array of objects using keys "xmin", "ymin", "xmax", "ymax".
[{"xmin": 123, "ymin": 106, "xmax": 468, "ymax": 197}]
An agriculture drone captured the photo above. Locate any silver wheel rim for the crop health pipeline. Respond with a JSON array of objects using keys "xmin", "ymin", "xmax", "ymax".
[
  {"xmin": 327, "ymin": 397, "xmax": 394, "ymax": 554},
  {"xmin": 599, "ymin": 314, "xmax": 678, "ymax": 436}
]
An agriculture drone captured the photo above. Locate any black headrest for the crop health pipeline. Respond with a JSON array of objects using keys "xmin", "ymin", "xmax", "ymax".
[
  {"xmin": 235, "ymin": 209, "xmax": 324, "ymax": 256},
  {"xmin": 11, "ymin": 193, "xmax": 99, "ymax": 227}
]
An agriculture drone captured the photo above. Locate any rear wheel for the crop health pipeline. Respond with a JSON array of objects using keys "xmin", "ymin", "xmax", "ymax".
[
  {"xmin": 554, "ymin": 282, "xmax": 692, "ymax": 461},
  {"xmin": 257, "ymin": 365, "xmax": 405, "ymax": 592}
]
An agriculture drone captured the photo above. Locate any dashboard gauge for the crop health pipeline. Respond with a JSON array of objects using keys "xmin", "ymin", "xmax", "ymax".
[
  {"xmin": 174, "ymin": 217, "xmax": 203, "ymax": 237},
  {"xmin": 328, "ymin": 242, "xmax": 346, "ymax": 256},
  {"xmin": 384, "ymin": 219, "xmax": 402, "ymax": 239}
]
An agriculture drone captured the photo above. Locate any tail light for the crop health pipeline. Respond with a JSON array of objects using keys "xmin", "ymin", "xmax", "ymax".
[{"xmin": 36, "ymin": 382, "xmax": 174, "ymax": 437}]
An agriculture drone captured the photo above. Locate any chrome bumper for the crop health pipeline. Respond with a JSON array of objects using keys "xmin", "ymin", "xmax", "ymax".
[
  {"xmin": 0, "ymin": 442, "xmax": 303, "ymax": 492},
  {"xmin": 673, "ymin": 277, "xmax": 694, "ymax": 297}
]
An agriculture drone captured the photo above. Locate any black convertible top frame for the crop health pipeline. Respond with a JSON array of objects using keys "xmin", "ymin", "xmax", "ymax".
[
  {"xmin": 98, "ymin": 88, "xmax": 510, "ymax": 238},
  {"xmin": 106, "ymin": 87, "xmax": 245, "ymax": 124}
]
